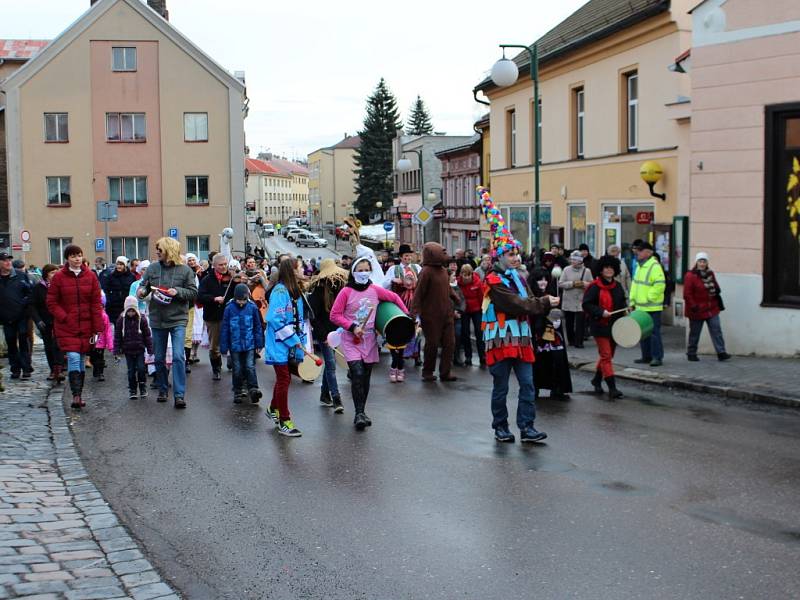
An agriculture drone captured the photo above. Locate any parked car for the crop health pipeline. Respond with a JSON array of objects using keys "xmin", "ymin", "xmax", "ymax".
[
  {"xmin": 335, "ymin": 226, "xmax": 350, "ymax": 240},
  {"xmin": 262, "ymin": 223, "xmax": 275, "ymax": 236},
  {"xmin": 286, "ymin": 228, "xmax": 309, "ymax": 242},
  {"xmin": 295, "ymin": 233, "xmax": 328, "ymax": 248},
  {"xmin": 283, "ymin": 226, "xmax": 300, "ymax": 238}
]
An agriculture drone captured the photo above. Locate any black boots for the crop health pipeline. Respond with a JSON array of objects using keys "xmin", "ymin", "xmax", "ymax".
[
  {"xmin": 211, "ymin": 356, "xmax": 222, "ymax": 381},
  {"xmin": 184, "ymin": 347, "xmax": 192, "ymax": 374},
  {"xmin": 591, "ymin": 370, "xmax": 604, "ymax": 394},
  {"xmin": 68, "ymin": 371, "xmax": 86, "ymax": 408},
  {"xmin": 605, "ymin": 376, "xmax": 623, "ymax": 399}
]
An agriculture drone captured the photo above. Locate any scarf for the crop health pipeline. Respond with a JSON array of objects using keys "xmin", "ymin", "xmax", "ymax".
[
  {"xmin": 594, "ymin": 277, "xmax": 616, "ymax": 322},
  {"xmin": 502, "ymin": 268, "xmax": 528, "ymax": 298},
  {"xmin": 697, "ymin": 269, "xmax": 717, "ymax": 297}
]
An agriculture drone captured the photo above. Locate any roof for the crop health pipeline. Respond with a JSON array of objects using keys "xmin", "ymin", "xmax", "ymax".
[
  {"xmin": 435, "ymin": 135, "xmax": 482, "ymax": 158},
  {"xmin": 0, "ymin": 0, "xmax": 245, "ymax": 93},
  {"xmin": 0, "ymin": 40, "xmax": 50, "ymax": 61},
  {"xmin": 265, "ymin": 158, "xmax": 308, "ymax": 177},
  {"xmin": 333, "ymin": 135, "xmax": 361, "ymax": 150},
  {"xmin": 474, "ymin": 0, "xmax": 670, "ymax": 93},
  {"xmin": 474, "ymin": 113, "xmax": 490, "ymax": 128},
  {"xmin": 245, "ymin": 158, "xmax": 280, "ymax": 175}
]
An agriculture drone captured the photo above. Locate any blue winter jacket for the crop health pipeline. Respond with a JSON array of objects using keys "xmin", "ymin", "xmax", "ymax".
[
  {"xmin": 220, "ymin": 300, "xmax": 264, "ymax": 354},
  {"xmin": 264, "ymin": 283, "xmax": 305, "ymax": 365}
]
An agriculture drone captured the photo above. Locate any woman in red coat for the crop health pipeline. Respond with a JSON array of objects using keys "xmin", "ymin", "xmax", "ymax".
[
  {"xmin": 683, "ymin": 252, "xmax": 731, "ymax": 362},
  {"xmin": 457, "ymin": 263, "xmax": 486, "ymax": 367},
  {"xmin": 47, "ymin": 245, "xmax": 104, "ymax": 408}
]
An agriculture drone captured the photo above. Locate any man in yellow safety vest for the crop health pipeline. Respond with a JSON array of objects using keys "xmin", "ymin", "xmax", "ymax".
[{"xmin": 629, "ymin": 241, "xmax": 666, "ymax": 366}]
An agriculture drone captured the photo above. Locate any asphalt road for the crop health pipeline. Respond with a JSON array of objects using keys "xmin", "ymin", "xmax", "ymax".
[
  {"xmin": 69, "ymin": 355, "xmax": 800, "ymax": 599},
  {"xmin": 261, "ymin": 231, "xmax": 341, "ymax": 262}
]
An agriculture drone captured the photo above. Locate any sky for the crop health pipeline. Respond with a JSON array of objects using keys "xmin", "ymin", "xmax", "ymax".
[{"xmin": 1, "ymin": 0, "xmax": 589, "ymax": 161}]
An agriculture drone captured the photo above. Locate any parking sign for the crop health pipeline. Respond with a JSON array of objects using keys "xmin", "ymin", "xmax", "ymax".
[
  {"xmin": 95, "ymin": 238, "xmax": 105, "ymax": 252},
  {"xmin": 168, "ymin": 228, "xmax": 179, "ymax": 239}
]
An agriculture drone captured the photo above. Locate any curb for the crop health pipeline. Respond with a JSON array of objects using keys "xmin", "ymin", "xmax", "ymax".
[{"xmin": 568, "ymin": 359, "xmax": 800, "ymax": 410}]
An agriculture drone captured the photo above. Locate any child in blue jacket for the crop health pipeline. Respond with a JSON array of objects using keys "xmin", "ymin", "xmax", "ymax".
[{"xmin": 220, "ymin": 284, "xmax": 264, "ymax": 404}]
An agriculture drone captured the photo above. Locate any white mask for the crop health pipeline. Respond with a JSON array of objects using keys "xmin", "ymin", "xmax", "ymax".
[
  {"xmin": 353, "ymin": 271, "xmax": 371, "ymax": 285},
  {"xmin": 551, "ymin": 320, "xmax": 561, "ymax": 329}
]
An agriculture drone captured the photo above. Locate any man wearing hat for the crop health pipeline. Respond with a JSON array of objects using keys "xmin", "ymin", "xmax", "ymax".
[
  {"xmin": 629, "ymin": 241, "xmax": 666, "ymax": 366},
  {"xmin": 0, "ymin": 251, "xmax": 34, "ymax": 379},
  {"xmin": 683, "ymin": 252, "xmax": 731, "ymax": 362},
  {"xmin": 382, "ymin": 244, "xmax": 420, "ymax": 293}
]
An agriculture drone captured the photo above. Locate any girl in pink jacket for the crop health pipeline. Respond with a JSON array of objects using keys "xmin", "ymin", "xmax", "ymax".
[
  {"xmin": 330, "ymin": 256, "xmax": 407, "ymax": 430},
  {"xmin": 90, "ymin": 292, "xmax": 115, "ymax": 381}
]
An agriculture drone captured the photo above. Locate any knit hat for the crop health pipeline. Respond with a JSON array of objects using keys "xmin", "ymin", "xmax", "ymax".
[
  {"xmin": 234, "ymin": 283, "xmax": 250, "ymax": 301},
  {"xmin": 569, "ymin": 251, "xmax": 583, "ymax": 263},
  {"xmin": 476, "ymin": 186, "xmax": 520, "ymax": 256},
  {"xmin": 547, "ymin": 308, "xmax": 564, "ymax": 322},
  {"xmin": 185, "ymin": 253, "xmax": 198, "ymax": 262},
  {"xmin": 123, "ymin": 295, "xmax": 140, "ymax": 317},
  {"xmin": 115, "ymin": 256, "xmax": 129, "ymax": 266},
  {"xmin": 695, "ymin": 252, "xmax": 709, "ymax": 263},
  {"xmin": 136, "ymin": 260, "xmax": 150, "ymax": 275}
]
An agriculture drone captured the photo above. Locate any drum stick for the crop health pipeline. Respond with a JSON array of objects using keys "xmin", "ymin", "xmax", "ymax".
[
  {"xmin": 608, "ymin": 307, "xmax": 630, "ymax": 316},
  {"xmin": 302, "ymin": 348, "xmax": 323, "ymax": 366}
]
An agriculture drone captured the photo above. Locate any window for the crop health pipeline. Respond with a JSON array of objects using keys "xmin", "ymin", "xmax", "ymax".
[
  {"xmin": 184, "ymin": 113, "xmax": 208, "ymax": 142},
  {"xmin": 49, "ymin": 238, "xmax": 72, "ymax": 265},
  {"xmin": 575, "ymin": 88, "xmax": 585, "ymax": 159},
  {"xmin": 568, "ymin": 204, "xmax": 587, "ymax": 247},
  {"xmin": 764, "ymin": 104, "xmax": 800, "ymax": 307},
  {"xmin": 46, "ymin": 177, "xmax": 71, "ymax": 206},
  {"xmin": 186, "ymin": 176, "xmax": 209, "ymax": 204},
  {"xmin": 627, "ymin": 72, "xmax": 639, "ymax": 151},
  {"xmin": 44, "ymin": 113, "xmax": 68, "ymax": 142},
  {"xmin": 109, "ymin": 176, "xmax": 147, "ymax": 205},
  {"xmin": 111, "ymin": 237, "xmax": 149, "ymax": 260},
  {"xmin": 507, "ymin": 109, "xmax": 516, "ymax": 167},
  {"xmin": 186, "ymin": 235, "xmax": 210, "ymax": 261},
  {"xmin": 112, "ymin": 47, "xmax": 137, "ymax": 71},
  {"xmin": 106, "ymin": 113, "xmax": 146, "ymax": 142}
]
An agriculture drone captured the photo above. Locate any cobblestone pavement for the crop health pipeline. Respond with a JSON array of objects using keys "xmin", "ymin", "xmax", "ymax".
[
  {"xmin": 568, "ymin": 325, "xmax": 800, "ymax": 408},
  {"xmin": 0, "ymin": 351, "xmax": 179, "ymax": 600}
]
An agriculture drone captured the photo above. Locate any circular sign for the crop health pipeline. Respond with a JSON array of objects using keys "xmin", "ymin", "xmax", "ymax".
[
  {"xmin": 20, "ymin": 230, "xmax": 31, "ymax": 243},
  {"xmin": 383, "ymin": 221, "xmax": 394, "ymax": 232}
]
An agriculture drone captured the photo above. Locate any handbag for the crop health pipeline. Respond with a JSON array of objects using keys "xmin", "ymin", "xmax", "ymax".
[{"xmin": 287, "ymin": 296, "xmax": 302, "ymax": 374}]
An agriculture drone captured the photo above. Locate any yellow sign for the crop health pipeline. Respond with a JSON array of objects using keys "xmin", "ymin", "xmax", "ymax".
[
  {"xmin": 413, "ymin": 207, "xmax": 433, "ymax": 225},
  {"xmin": 640, "ymin": 161, "xmax": 663, "ymax": 184}
]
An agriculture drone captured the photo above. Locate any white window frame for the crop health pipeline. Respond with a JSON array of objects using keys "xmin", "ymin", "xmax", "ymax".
[
  {"xmin": 112, "ymin": 47, "xmax": 137, "ymax": 72},
  {"xmin": 576, "ymin": 89, "xmax": 585, "ymax": 159},
  {"xmin": 186, "ymin": 176, "xmax": 209, "ymax": 205},
  {"xmin": 49, "ymin": 237, "xmax": 72, "ymax": 265},
  {"xmin": 627, "ymin": 73, "xmax": 639, "ymax": 151},
  {"xmin": 567, "ymin": 202, "xmax": 588, "ymax": 249},
  {"xmin": 46, "ymin": 176, "xmax": 71, "ymax": 206},
  {"xmin": 106, "ymin": 113, "xmax": 146, "ymax": 142},
  {"xmin": 44, "ymin": 113, "xmax": 68, "ymax": 142},
  {"xmin": 109, "ymin": 176, "xmax": 148, "ymax": 205},
  {"xmin": 184, "ymin": 113, "xmax": 209, "ymax": 142},
  {"xmin": 509, "ymin": 109, "xmax": 517, "ymax": 167},
  {"xmin": 186, "ymin": 235, "xmax": 211, "ymax": 261}
]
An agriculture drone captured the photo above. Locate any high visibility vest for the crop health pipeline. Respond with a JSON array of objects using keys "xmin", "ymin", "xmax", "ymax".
[{"xmin": 629, "ymin": 256, "xmax": 666, "ymax": 312}]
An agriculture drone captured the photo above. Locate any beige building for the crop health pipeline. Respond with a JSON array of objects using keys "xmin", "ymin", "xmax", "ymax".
[
  {"xmin": 0, "ymin": 0, "xmax": 246, "ymax": 265},
  {"xmin": 474, "ymin": 0, "xmax": 692, "ymax": 281},
  {"xmin": 688, "ymin": 0, "xmax": 800, "ymax": 356},
  {"xmin": 308, "ymin": 135, "xmax": 360, "ymax": 229},
  {"xmin": 266, "ymin": 158, "xmax": 309, "ymax": 222}
]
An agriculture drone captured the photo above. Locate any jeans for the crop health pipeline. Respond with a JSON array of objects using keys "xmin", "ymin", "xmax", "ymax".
[
  {"xmin": 319, "ymin": 344, "xmax": 340, "ymax": 397},
  {"xmin": 564, "ymin": 311, "xmax": 585, "ymax": 346},
  {"xmin": 125, "ymin": 353, "xmax": 146, "ymax": 392},
  {"xmin": 4, "ymin": 320, "xmax": 32, "ymax": 374},
  {"xmin": 271, "ymin": 364, "xmax": 291, "ymax": 421},
  {"xmin": 639, "ymin": 310, "xmax": 663, "ymax": 361},
  {"xmin": 230, "ymin": 350, "xmax": 258, "ymax": 392},
  {"xmin": 489, "ymin": 358, "xmax": 536, "ymax": 430},
  {"xmin": 66, "ymin": 352, "xmax": 86, "ymax": 373},
  {"xmin": 460, "ymin": 311, "xmax": 485, "ymax": 362},
  {"xmin": 152, "ymin": 326, "xmax": 186, "ymax": 397},
  {"xmin": 348, "ymin": 360, "xmax": 373, "ymax": 414},
  {"xmin": 687, "ymin": 315, "xmax": 727, "ymax": 356}
]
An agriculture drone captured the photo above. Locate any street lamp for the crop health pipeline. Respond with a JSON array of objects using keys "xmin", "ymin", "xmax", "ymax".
[
  {"xmin": 491, "ymin": 43, "xmax": 541, "ymax": 255},
  {"xmin": 397, "ymin": 148, "xmax": 429, "ymax": 246}
]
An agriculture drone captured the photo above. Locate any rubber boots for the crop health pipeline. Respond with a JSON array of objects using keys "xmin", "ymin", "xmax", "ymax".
[
  {"xmin": 605, "ymin": 376, "xmax": 623, "ymax": 399},
  {"xmin": 68, "ymin": 371, "xmax": 86, "ymax": 408},
  {"xmin": 591, "ymin": 370, "xmax": 604, "ymax": 394}
]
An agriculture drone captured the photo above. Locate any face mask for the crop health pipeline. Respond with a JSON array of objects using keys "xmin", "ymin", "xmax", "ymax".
[
  {"xmin": 354, "ymin": 271, "xmax": 371, "ymax": 285},
  {"xmin": 551, "ymin": 320, "xmax": 562, "ymax": 329},
  {"xmin": 537, "ymin": 280, "xmax": 548, "ymax": 290}
]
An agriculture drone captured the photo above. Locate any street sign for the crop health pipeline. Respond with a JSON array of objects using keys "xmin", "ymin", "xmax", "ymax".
[
  {"xmin": 383, "ymin": 221, "xmax": 394, "ymax": 232},
  {"xmin": 432, "ymin": 208, "xmax": 446, "ymax": 219},
  {"xmin": 20, "ymin": 230, "xmax": 31, "ymax": 243},
  {"xmin": 96, "ymin": 201, "xmax": 118, "ymax": 222},
  {"xmin": 412, "ymin": 207, "xmax": 433, "ymax": 226},
  {"xmin": 168, "ymin": 227, "xmax": 179, "ymax": 239},
  {"xmin": 95, "ymin": 238, "xmax": 105, "ymax": 252},
  {"xmin": 21, "ymin": 243, "xmax": 31, "ymax": 253},
  {"xmin": 11, "ymin": 244, "xmax": 22, "ymax": 251}
]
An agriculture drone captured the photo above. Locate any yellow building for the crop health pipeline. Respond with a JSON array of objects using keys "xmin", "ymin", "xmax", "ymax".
[
  {"xmin": 474, "ymin": 0, "xmax": 692, "ymax": 271},
  {"xmin": 0, "ymin": 0, "xmax": 247, "ymax": 264},
  {"xmin": 308, "ymin": 135, "xmax": 360, "ymax": 229}
]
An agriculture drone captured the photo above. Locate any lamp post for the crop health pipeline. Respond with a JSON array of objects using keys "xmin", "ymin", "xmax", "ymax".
[
  {"xmin": 491, "ymin": 43, "xmax": 541, "ymax": 256},
  {"xmin": 397, "ymin": 148, "xmax": 431, "ymax": 248}
]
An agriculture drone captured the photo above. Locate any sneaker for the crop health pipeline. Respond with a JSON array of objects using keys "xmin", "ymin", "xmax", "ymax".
[
  {"xmin": 396, "ymin": 369, "xmax": 405, "ymax": 383},
  {"xmin": 233, "ymin": 393, "xmax": 244, "ymax": 404},
  {"xmin": 332, "ymin": 396, "xmax": 344, "ymax": 414},
  {"xmin": 268, "ymin": 407, "xmax": 280, "ymax": 424},
  {"xmin": 354, "ymin": 412, "xmax": 368, "ymax": 431},
  {"xmin": 212, "ymin": 370, "xmax": 221, "ymax": 381},
  {"xmin": 174, "ymin": 396, "xmax": 186, "ymax": 409},
  {"xmin": 389, "ymin": 368, "xmax": 397, "ymax": 383},
  {"xmin": 139, "ymin": 384, "xmax": 148, "ymax": 398},
  {"xmin": 687, "ymin": 355, "xmax": 699, "ymax": 362},
  {"xmin": 129, "ymin": 390, "xmax": 138, "ymax": 400},
  {"xmin": 278, "ymin": 420, "xmax": 302, "ymax": 437},
  {"xmin": 319, "ymin": 390, "xmax": 333, "ymax": 407},
  {"xmin": 249, "ymin": 388, "xmax": 262, "ymax": 404},
  {"xmin": 97, "ymin": 373, "xmax": 105, "ymax": 382},
  {"xmin": 363, "ymin": 413, "xmax": 372, "ymax": 427},
  {"xmin": 494, "ymin": 427, "xmax": 515, "ymax": 443},
  {"xmin": 633, "ymin": 358, "xmax": 650, "ymax": 364},
  {"xmin": 718, "ymin": 352, "xmax": 732, "ymax": 361},
  {"xmin": 520, "ymin": 427, "xmax": 548, "ymax": 443},
  {"xmin": 10, "ymin": 372, "xmax": 20, "ymax": 380},
  {"xmin": 649, "ymin": 359, "xmax": 663, "ymax": 367},
  {"xmin": 157, "ymin": 392, "xmax": 168, "ymax": 403},
  {"xmin": 21, "ymin": 371, "xmax": 32, "ymax": 380}
]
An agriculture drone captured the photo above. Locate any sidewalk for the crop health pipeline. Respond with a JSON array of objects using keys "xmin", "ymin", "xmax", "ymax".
[
  {"xmin": 567, "ymin": 325, "xmax": 800, "ymax": 408},
  {"xmin": 0, "ymin": 351, "xmax": 179, "ymax": 600}
]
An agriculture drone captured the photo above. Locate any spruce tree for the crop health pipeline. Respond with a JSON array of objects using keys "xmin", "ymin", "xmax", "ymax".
[
  {"xmin": 354, "ymin": 78, "xmax": 402, "ymax": 221},
  {"xmin": 406, "ymin": 95, "xmax": 434, "ymax": 136}
]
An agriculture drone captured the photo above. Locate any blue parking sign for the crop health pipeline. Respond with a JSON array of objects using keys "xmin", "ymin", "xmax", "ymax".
[
  {"xmin": 168, "ymin": 227, "xmax": 179, "ymax": 239},
  {"xmin": 95, "ymin": 238, "xmax": 105, "ymax": 252}
]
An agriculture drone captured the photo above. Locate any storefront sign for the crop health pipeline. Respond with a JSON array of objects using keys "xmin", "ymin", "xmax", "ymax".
[{"xmin": 636, "ymin": 211, "xmax": 654, "ymax": 225}]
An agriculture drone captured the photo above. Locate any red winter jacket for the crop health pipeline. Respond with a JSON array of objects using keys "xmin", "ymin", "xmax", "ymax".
[
  {"xmin": 458, "ymin": 273, "xmax": 484, "ymax": 314},
  {"xmin": 47, "ymin": 264, "xmax": 104, "ymax": 353},
  {"xmin": 683, "ymin": 269, "xmax": 722, "ymax": 321}
]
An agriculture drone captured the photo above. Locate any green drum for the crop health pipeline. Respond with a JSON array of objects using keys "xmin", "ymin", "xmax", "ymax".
[
  {"xmin": 375, "ymin": 302, "xmax": 414, "ymax": 348},
  {"xmin": 611, "ymin": 310, "xmax": 654, "ymax": 348}
]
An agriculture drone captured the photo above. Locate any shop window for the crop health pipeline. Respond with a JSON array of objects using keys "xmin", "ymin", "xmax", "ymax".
[{"xmin": 568, "ymin": 204, "xmax": 587, "ymax": 247}]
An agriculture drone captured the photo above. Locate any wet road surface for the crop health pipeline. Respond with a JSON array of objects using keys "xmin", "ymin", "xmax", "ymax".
[{"xmin": 69, "ymin": 355, "xmax": 800, "ymax": 599}]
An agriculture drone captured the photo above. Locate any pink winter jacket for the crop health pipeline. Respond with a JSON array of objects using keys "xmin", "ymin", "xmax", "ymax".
[{"xmin": 94, "ymin": 311, "xmax": 115, "ymax": 351}]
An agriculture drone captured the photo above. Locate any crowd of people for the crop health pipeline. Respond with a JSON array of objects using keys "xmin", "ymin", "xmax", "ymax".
[{"xmin": 0, "ymin": 203, "xmax": 732, "ymax": 443}]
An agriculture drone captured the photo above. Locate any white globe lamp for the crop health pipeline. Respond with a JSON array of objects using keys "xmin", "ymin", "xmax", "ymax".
[{"xmin": 491, "ymin": 58, "xmax": 519, "ymax": 87}]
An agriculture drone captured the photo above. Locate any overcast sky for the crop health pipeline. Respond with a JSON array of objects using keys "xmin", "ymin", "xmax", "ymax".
[{"xmin": 2, "ymin": 0, "xmax": 588, "ymax": 160}]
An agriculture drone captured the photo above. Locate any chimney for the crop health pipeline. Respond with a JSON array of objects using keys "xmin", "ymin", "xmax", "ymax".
[{"xmin": 146, "ymin": 0, "xmax": 169, "ymax": 20}]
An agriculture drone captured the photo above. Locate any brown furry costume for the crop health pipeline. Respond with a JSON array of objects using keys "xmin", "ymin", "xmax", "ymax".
[{"xmin": 412, "ymin": 243, "xmax": 458, "ymax": 380}]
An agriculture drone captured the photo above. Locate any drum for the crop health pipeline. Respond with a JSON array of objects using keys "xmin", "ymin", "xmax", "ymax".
[
  {"xmin": 375, "ymin": 302, "xmax": 414, "ymax": 348},
  {"xmin": 611, "ymin": 310, "xmax": 654, "ymax": 348},
  {"xmin": 297, "ymin": 353, "xmax": 323, "ymax": 382}
]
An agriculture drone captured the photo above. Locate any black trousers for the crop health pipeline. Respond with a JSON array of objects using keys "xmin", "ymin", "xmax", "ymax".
[
  {"xmin": 564, "ymin": 311, "xmax": 585, "ymax": 347},
  {"xmin": 40, "ymin": 324, "xmax": 64, "ymax": 370},
  {"xmin": 347, "ymin": 360, "xmax": 373, "ymax": 414},
  {"xmin": 4, "ymin": 320, "xmax": 32, "ymax": 374},
  {"xmin": 90, "ymin": 348, "xmax": 106, "ymax": 377}
]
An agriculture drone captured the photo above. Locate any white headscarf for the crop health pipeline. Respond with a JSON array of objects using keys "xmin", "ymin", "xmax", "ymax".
[{"xmin": 355, "ymin": 245, "xmax": 383, "ymax": 284}]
